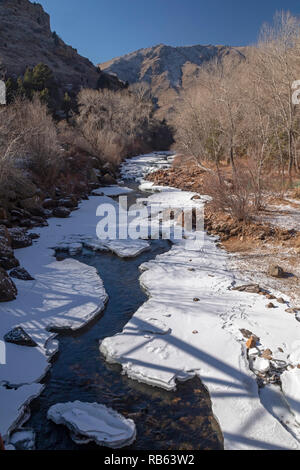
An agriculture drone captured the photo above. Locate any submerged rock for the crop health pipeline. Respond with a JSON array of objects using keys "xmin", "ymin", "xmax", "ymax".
[
  {"xmin": 47, "ymin": 401, "xmax": 136, "ymax": 448},
  {"xmin": 4, "ymin": 326, "xmax": 37, "ymax": 347},
  {"xmin": 0, "ymin": 268, "xmax": 17, "ymax": 301},
  {"xmin": 10, "ymin": 267, "xmax": 35, "ymax": 281}
]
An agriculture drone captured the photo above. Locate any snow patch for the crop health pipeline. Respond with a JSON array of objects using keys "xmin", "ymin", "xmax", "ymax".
[{"xmin": 47, "ymin": 401, "xmax": 136, "ymax": 448}]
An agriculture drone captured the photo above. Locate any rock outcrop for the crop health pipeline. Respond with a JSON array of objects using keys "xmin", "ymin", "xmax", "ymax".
[
  {"xmin": 0, "ymin": 267, "xmax": 17, "ymax": 301},
  {"xmin": 4, "ymin": 326, "xmax": 37, "ymax": 347},
  {"xmin": 0, "ymin": 0, "xmax": 124, "ymax": 92}
]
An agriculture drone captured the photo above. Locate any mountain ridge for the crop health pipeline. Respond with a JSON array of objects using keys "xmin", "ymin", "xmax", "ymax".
[{"xmin": 99, "ymin": 43, "xmax": 248, "ymax": 117}]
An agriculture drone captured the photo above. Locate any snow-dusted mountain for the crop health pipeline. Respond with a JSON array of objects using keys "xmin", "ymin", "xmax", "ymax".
[{"xmin": 99, "ymin": 43, "xmax": 247, "ymax": 117}]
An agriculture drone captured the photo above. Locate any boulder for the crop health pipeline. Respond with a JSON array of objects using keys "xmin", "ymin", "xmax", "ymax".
[
  {"xmin": 0, "ymin": 268, "xmax": 17, "ymax": 301},
  {"xmin": 267, "ymin": 302, "xmax": 275, "ymax": 309},
  {"xmin": 30, "ymin": 216, "xmax": 48, "ymax": 227},
  {"xmin": 58, "ymin": 197, "xmax": 78, "ymax": 209},
  {"xmin": 8, "ymin": 228, "xmax": 32, "ymax": 249},
  {"xmin": 246, "ymin": 335, "xmax": 259, "ymax": 349},
  {"xmin": 0, "ymin": 225, "xmax": 15, "ymax": 265},
  {"xmin": 19, "ymin": 196, "xmax": 42, "ymax": 212},
  {"xmin": 4, "ymin": 326, "xmax": 37, "ymax": 347},
  {"xmin": 42, "ymin": 198, "xmax": 58, "ymax": 209},
  {"xmin": 265, "ymin": 293, "xmax": 276, "ymax": 300},
  {"xmin": 52, "ymin": 207, "xmax": 71, "ymax": 218},
  {"xmin": 232, "ymin": 284, "xmax": 261, "ymax": 294},
  {"xmin": 10, "ymin": 267, "xmax": 35, "ymax": 281},
  {"xmin": 29, "ymin": 207, "xmax": 47, "ymax": 218},
  {"xmin": 267, "ymin": 265, "xmax": 285, "ymax": 278},
  {"xmin": 102, "ymin": 173, "xmax": 117, "ymax": 186},
  {"xmin": 262, "ymin": 349, "xmax": 273, "ymax": 360},
  {"xmin": 14, "ymin": 180, "xmax": 37, "ymax": 201},
  {"xmin": 0, "ymin": 256, "xmax": 20, "ymax": 270},
  {"xmin": 240, "ymin": 329, "xmax": 253, "ymax": 339},
  {"xmin": 286, "ymin": 308, "xmax": 300, "ymax": 314}
]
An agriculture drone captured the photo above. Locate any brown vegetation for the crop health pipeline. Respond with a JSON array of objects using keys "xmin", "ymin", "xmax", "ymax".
[{"xmin": 173, "ymin": 11, "xmax": 300, "ymax": 220}]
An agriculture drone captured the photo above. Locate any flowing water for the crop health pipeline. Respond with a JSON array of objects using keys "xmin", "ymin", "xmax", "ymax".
[{"xmin": 26, "ymin": 154, "xmax": 223, "ymax": 450}]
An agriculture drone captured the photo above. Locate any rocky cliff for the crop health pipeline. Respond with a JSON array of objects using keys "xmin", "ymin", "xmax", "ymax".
[{"xmin": 0, "ymin": 0, "xmax": 123, "ymax": 92}]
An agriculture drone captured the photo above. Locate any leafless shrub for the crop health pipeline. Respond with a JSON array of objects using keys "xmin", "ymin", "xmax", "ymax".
[
  {"xmin": 76, "ymin": 88, "xmax": 153, "ymax": 165},
  {"xmin": 204, "ymin": 169, "xmax": 258, "ymax": 222},
  {"xmin": 0, "ymin": 97, "xmax": 60, "ymax": 194}
]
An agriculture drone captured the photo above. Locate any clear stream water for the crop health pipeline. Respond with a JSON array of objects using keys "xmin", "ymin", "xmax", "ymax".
[{"xmin": 26, "ymin": 157, "xmax": 223, "ymax": 451}]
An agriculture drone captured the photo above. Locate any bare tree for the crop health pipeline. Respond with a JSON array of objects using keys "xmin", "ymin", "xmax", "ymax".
[{"xmin": 255, "ymin": 11, "xmax": 300, "ymax": 177}]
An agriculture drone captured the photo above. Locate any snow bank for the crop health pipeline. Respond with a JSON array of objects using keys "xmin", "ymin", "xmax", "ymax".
[
  {"xmin": 121, "ymin": 152, "xmax": 175, "ymax": 182},
  {"xmin": 0, "ymin": 384, "xmax": 43, "ymax": 441},
  {"xmin": 0, "ymin": 193, "xmax": 117, "ymax": 440},
  {"xmin": 57, "ymin": 237, "xmax": 150, "ymax": 258},
  {"xmin": 100, "ymin": 181, "xmax": 300, "ymax": 450},
  {"xmin": 281, "ymin": 369, "xmax": 300, "ymax": 425},
  {"xmin": 47, "ymin": 401, "xmax": 136, "ymax": 448},
  {"xmin": 93, "ymin": 185, "xmax": 134, "ymax": 197}
]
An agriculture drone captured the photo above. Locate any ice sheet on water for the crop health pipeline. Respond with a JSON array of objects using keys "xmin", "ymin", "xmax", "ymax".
[{"xmin": 47, "ymin": 401, "xmax": 136, "ymax": 448}]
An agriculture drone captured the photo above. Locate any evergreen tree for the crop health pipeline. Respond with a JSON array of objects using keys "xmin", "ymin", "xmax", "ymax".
[
  {"xmin": 39, "ymin": 88, "xmax": 50, "ymax": 106},
  {"xmin": 32, "ymin": 63, "xmax": 54, "ymax": 91},
  {"xmin": 62, "ymin": 92, "xmax": 72, "ymax": 120}
]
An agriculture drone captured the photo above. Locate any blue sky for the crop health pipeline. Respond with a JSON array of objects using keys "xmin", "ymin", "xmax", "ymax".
[{"xmin": 37, "ymin": 0, "xmax": 300, "ymax": 64}]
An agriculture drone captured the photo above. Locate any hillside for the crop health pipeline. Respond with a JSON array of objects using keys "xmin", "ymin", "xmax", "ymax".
[
  {"xmin": 0, "ymin": 0, "xmax": 123, "ymax": 93},
  {"xmin": 99, "ymin": 43, "xmax": 248, "ymax": 117}
]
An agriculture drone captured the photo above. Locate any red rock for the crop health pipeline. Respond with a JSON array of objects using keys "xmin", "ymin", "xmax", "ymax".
[{"xmin": 246, "ymin": 335, "xmax": 258, "ymax": 349}]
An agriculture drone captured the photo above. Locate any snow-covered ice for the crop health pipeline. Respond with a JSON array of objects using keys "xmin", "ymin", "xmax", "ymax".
[
  {"xmin": 0, "ymin": 384, "xmax": 43, "ymax": 441},
  {"xmin": 58, "ymin": 237, "xmax": 150, "ymax": 258},
  {"xmin": 1, "ymin": 151, "xmax": 300, "ymax": 450},
  {"xmin": 47, "ymin": 401, "xmax": 136, "ymax": 448},
  {"xmin": 100, "ymin": 153, "xmax": 300, "ymax": 450},
  {"xmin": 120, "ymin": 152, "xmax": 175, "ymax": 182},
  {"xmin": 93, "ymin": 185, "xmax": 134, "ymax": 197},
  {"xmin": 0, "ymin": 192, "xmax": 121, "ymax": 441},
  {"xmin": 100, "ymin": 232, "xmax": 300, "ymax": 449}
]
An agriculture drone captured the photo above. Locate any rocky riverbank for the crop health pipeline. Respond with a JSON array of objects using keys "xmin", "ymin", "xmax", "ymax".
[{"xmin": 146, "ymin": 156, "xmax": 300, "ymax": 305}]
